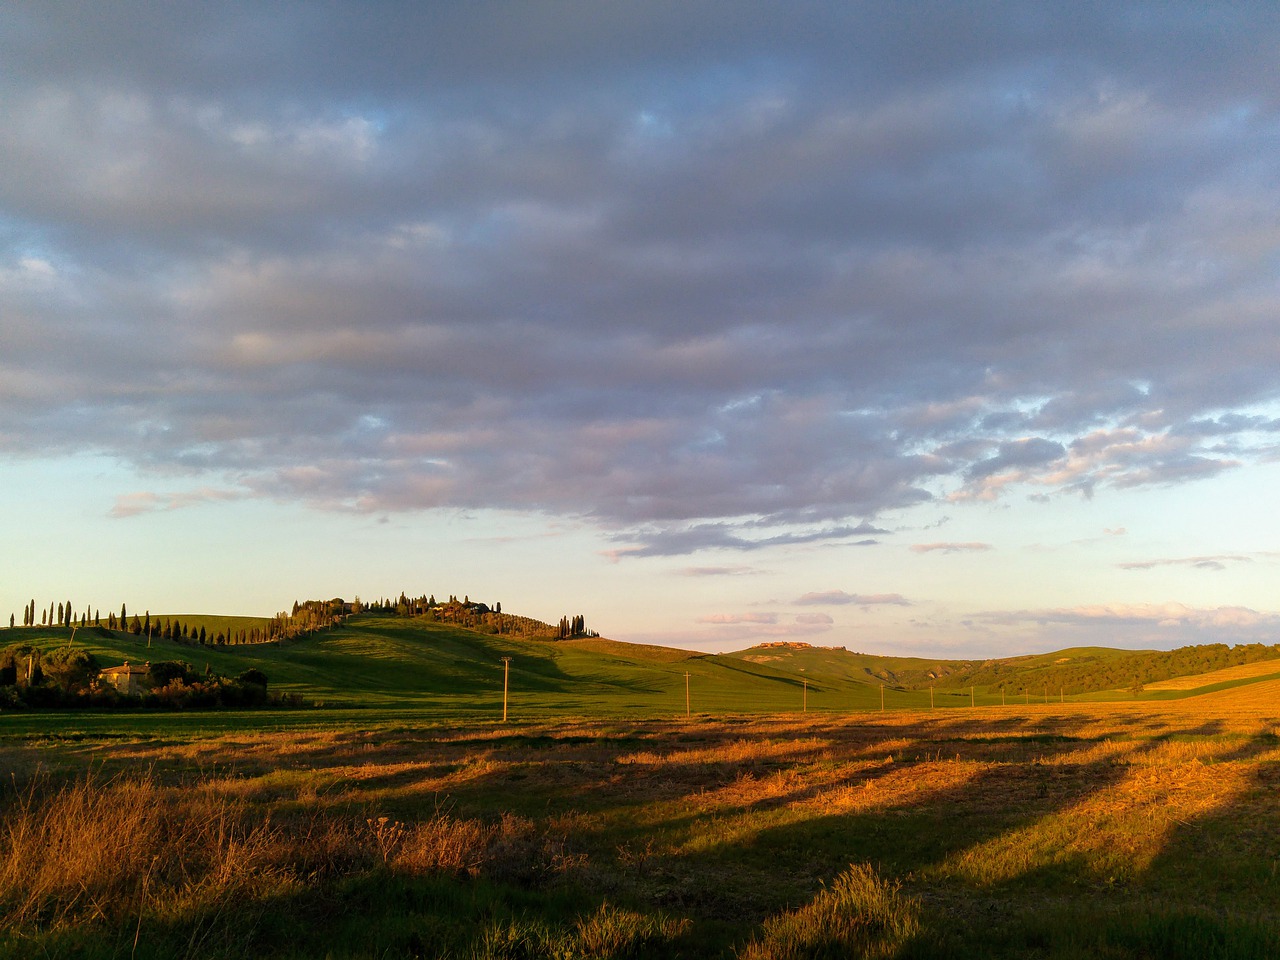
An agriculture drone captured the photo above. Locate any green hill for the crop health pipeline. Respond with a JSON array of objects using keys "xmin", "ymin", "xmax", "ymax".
[{"xmin": 4, "ymin": 616, "xmax": 1280, "ymax": 722}]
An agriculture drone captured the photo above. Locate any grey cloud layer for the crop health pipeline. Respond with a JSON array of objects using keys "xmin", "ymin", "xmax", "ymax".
[{"xmin": 3, "ymin": 3, "xmax": 1279, "ymax": 553}]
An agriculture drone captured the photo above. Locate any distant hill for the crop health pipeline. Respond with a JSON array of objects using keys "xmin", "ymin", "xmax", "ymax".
[{"xmin": 3, "ymin": 615, "xmax": 1279, "ymax": 716}]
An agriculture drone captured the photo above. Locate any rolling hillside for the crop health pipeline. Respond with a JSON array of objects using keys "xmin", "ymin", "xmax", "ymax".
[{"xmin": 4, "ymin": 616, "xmax": 1280, "ymax": 719}]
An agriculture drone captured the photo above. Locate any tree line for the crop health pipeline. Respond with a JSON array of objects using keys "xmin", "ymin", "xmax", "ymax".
[
  {"xmin": 0, "ymin": 644, "xmax": 290, "ymax": 710},
  {"xmin": 934, "ymin": 641, "xmax": 1280, "ymax": 695},
  {"xmin": 343, "ymin": 592, "xmax": 595, "ymax": 640},
  {"xmin": 8, "ymin": 592, "xmax": 597, "ymax": 645}
]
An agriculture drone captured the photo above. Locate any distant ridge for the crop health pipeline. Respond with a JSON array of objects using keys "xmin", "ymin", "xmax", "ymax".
[{"xmin": 4, "ymin": 607, "xmax": 1280, "ymax": 713}]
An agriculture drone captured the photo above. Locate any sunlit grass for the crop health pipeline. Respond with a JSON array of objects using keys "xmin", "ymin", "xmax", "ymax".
[{"xmin": 5, "ymin": 698, "xmax": 1280, "ymax": 956}]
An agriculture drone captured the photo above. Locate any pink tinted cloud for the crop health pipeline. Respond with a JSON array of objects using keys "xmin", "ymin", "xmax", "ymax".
[
  {"xmin": 796, "ymin": 590, "xmax": 910, "ymax": 606},
  {"xmin": 110, "ymin": 487, "xmax": 247, "ymax": 518},
  {"xmin": 910, "ymin": 542, "xmax": 993, "ymax": 554},
  {"xmin": 697, "ymin": 612, "xmax": 779, "ymax": 625}
]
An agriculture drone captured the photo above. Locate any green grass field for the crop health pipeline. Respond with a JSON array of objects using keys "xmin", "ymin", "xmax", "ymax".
[{"xmin": 5, "ymin": 615, "xmax": 1280, "ymax": 734}]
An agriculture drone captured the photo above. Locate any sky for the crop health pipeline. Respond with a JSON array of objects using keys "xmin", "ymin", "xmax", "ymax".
[{"xmin": 3, "ymin": 2, "xmax": 1280, "ymax": 657}]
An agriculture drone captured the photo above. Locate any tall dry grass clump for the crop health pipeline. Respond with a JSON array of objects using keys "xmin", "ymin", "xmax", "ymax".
[
  {"xmin": 1, "ymin": 774, "xmax": 585, "ymax": 936},
  {"xmin": 0, "ymin": 772, "xmax": 283, "ymax": 932},
  {"xmin": 737, "ymin": 863, "xmax": 918, "ymax": 960},
  {"xmin": 1, "ymin": 773, "xmax": 165, "ymax": 927},
  {"xmin": 371, "ymin": 810, "xmax": 587, "ymax": 884}
]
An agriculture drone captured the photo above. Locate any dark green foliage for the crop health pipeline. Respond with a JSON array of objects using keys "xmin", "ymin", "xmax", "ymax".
[
  {"xmin": 42, "ymin": 647, "xmax": 100, "ymax": 691},
  {"xmin": 148, "ymin": 660, "xmax": 191, "ymax": 687}
]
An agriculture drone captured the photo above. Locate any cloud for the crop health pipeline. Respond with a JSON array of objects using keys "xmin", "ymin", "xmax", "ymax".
[
  {"xmin": 796, "ymin": 613, "xmax": 834, "ymax": 625},
  {"xmin": 605, "ymin": 521, "xmax": 885, "ymax": 559},
  {"xmin": 966, "ymin": 437, "xmax": 1067, "ymax": 480},
  {"xmin": 677, "ymin": 565, "xmax": 760, "ymax": 577},
  {"xmin": 689, "ymin": 610, "xmax": 837, "ymax": 642},
  {"xmin": 795, "ymin": 591, "xmax": 910, "ymax": 607},
  {"xmin": 3, "ymin": 4, "xmax": 1280, "ymax": 551},
  {"xmin": 110, "ymin": 488, "xmax": 248, "ymax": 518},
  {"xmin": 1117, "ymin": 554, "xmax": 1255, "ymax": 572},
  {"xmin": 910, "ymin": 542, "xmax": 993, "ymax": 554},
  {"xmin": 970, "ymin": 602, "xmax": 1280, "ymax": 649},
  {"xmin": 697, "ymin": 612, "xmax": 778, "ymax": 625}
]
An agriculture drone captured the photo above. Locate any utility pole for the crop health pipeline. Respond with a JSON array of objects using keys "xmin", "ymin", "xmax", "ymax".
[
  {"xmin": 930, "ymin": 686, "xmax": 934, "ymax": 709},
  {"xmin": 880, "ymin": 683, "xmax": 885, "ymax": 712},
  {"xmin": 803, "ymin": 679, "xmax": 808, "ymax": 713},
  {"xmin": 970, "ymin": 686, "xmax": 975, "ymax": 707},
  {"xmin": 500, "ymin": 657, "xmax": 511, "ymax": 722},
  {"xmin": 684, "ymin": 672, "xmax": 691, "ymax": 718}
]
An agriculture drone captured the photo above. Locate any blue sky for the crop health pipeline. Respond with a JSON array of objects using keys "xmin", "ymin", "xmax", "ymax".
[{"xmin": 3, "ymin": 3, "xmax": 1279, "ymax": 655}]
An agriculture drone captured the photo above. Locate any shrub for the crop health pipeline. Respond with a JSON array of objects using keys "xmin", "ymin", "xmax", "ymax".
[
  {"xmin": 42, "ymin": 647, "xmax": 100, "ymax": 692},
  {"xmin": 148, "ymin": 660, "xmax": 191, "ymax": 687}
]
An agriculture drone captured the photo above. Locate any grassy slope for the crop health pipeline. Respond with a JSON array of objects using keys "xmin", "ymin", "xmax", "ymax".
[
  {"xmin": 5, "ymin": 618, "xmax": 1280, "ymax": 724},
  {"xmin": 2, "ymin": 617, "xmax": 840, "ymax": 717}
]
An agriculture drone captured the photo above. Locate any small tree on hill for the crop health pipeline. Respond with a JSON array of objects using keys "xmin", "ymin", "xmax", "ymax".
[
  {"xmin": 149, "ymin": 661, "xmax": 190, "ymax": 687},
  {"xmin": 44, "ymin": 647, "xmax": 100, "ymax": 692}
]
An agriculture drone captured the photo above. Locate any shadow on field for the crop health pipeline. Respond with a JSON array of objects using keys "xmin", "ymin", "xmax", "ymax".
[
  {"xmin": 720, "ymin": 716, "xmax": 1280, "ymax": 958},
  {"xmin": 13, "ymin": 709, "xmax": 1280, "ymax": 959}
]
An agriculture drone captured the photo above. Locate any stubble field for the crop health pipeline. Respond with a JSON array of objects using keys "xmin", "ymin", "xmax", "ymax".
[{"xmin": 4, "ymin": 690, "xmax": 1280, "ymax": 958}]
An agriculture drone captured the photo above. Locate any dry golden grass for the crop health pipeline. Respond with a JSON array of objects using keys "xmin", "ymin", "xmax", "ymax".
[
  {"xmin": 6, "ymin": 692, "xmax": 1280, "ymax": 957},
  {"xmin": 0, "ymin": 772, "xmax": 288, "ymax": 934},
  {"xmin": 1146, "ymin": 658, "xmax": 1280, "ymax": 690}
]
